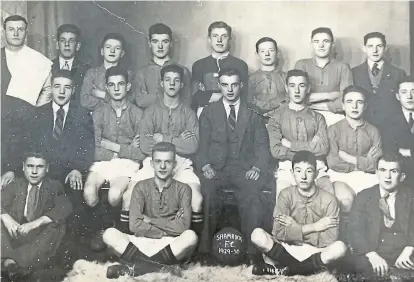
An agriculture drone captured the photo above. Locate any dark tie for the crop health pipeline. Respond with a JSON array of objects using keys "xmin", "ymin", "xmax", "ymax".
[
  {"xmin": 379, "ymin": 192, "xmax": 394, "ymax": 228},
  {"xmin": 63, "ymin": 61, "xmax": 70, "ymax": 70},
  {"xmin": 228, "ymin": 105, "xmax": 236, "ymax": 131},
  {"xmin": 26, "ymin": 185, "xmax": 39, "ymax": 221},
  {"xmin": 372, "ymin": 63, "xmax": 380, "ymax": 77},
  {"xmin": 409, "ymin": 112, "xmax": 414, "ymax": 134},
  {"xmin": 53, "ymin": 107, "xmax": 65, "ymax": 140}
]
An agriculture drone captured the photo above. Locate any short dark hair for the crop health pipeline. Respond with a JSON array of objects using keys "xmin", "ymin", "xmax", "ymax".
[
  {"xmin": 218, "ymin": 68, "xmax": 241, "ymax": 79},
  {"xmin": 152, "ymin": 142, "xmax": 176, "ymax": 158},
  {"xmin": 149, "ymin": 23, "xmax": 172, "ymax": 40},
  {"xmin": 311, "ymin": 27, "xmax": 334, "ymax": 42},
  {"xmin": 23, "ymin": 151, "xmax": 49, "ymax": 164},
  {"xmin": 398, "ymin": 75, "xmax": 414, "ymax": 89},
  {"xmin": 291, "ymin": 151, "xmax": 317, "ymax": 170},
  {"xmin": 208, "ymin": 21, "xmax": 232, "ymax": 38},
  {"xmin": 364, "ymin": 32, "xmax": 386, "ymax": 46},
  {"xmin": 342, "ymin": 85, "xmax": 368, "ymax": 103},
  {"xmin": 160, "ymin": 64, "xmax": 183, "ymax": 80},
  {"xmin": 286, "ymin": 69, "xmax": 309, "ymax": 85},
  {"xmin": 375, "ymin": 153, "xmax": 402, "ymax": 171},
  {"xmin": 3, "ymin": 15, "xmax": 28, "ymax": 30},
  {"xmin": 101, "ymin": 33, "xmax": 126, "ymax": 49},
  {"xmin": 105, "ymin": 66, "xmax": 128, "ymax": 84},
  {"xmin": 255, "ymin": 37, "xmax": 278, "ymax": 53},
  {"xmin": 57, "ymin": 24, "xmax": 81, "ymax": 40},
  {"xmin": 52, "ymin": 69, "xmax": 74, "ymax": 83}
]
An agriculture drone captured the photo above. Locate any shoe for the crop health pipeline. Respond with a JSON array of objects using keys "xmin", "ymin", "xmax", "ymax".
[
  {"xmin": 252, "ymin": 263, "xmax": 285, "ymax": 276},
  {"xmin": 106, "ymin": 261, "xmax": 182, "ymax": 279},
  {"xmin": 90, "ymin": 229, "xmax": 106, "ymax": 251},
  {"xmin": 6, "ymin": 263, "xmax": 30, "ymax": 280},
  {"xmin": 106, "ymin": 263, "xmax": 135, "ymax": 279}
]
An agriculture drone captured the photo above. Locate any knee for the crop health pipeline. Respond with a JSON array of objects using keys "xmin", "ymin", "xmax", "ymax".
[
  {"xmin": 181, "ymin": 230, "xmax": 198, "ymax": 247},
  {"xmin": 103, "ymin": 227, "xmax": 122, "ymax": 246},
  {"xmin": 251, "ymin": 228, "xmax": 266, "ymax": 247},
  {"xmin": 333, "ymin": 182, "xmax": 356, "ymax": 212},
  {"xmin": 108, "ymin": 188, "xmax": 122, "ymax": 207},
  {"xmin": 189, "ymin": 184, "xmax": 203, "ymax": 210},
  {"xmin": 83, "ymin": 187, "xmax": 98, "ymax": 207},
  {"xmin": 331, "ymin": 241, "xmax": 347, "ymax": 258}
]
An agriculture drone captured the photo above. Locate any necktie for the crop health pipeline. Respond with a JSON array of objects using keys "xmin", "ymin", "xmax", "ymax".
[
  {"xmin": 372, "ymin": 63, "xmax": 380, "ymax": 77},
  {"xmin": 26, "ymin": 185, "xmax": 39, "ymax": 221},
  {"xmin": 63, "ymin": 61, "xmax": 70, "ymax": 70},
  {"xmin": 228, "ymin": 105, "xmax": 236, "ymax": 131},
  {"xmin": 53, "ymin": 107, "xmax": 65, "ymax": 140},
  {"xmin": 379, "ymin": 192, "xmax": 394, "ymax": 228},
  {"xmin": 409, "ymin": 112, "xmax": 414, "ymax": 134}
]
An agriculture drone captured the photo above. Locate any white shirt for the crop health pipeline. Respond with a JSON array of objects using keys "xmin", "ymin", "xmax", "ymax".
[
  {"xmin": 24, "ymin": 182, "xmax": 43, "ymax": 217},
  {"xmin": 52, "ymin": 101, "xmax": 70, "ymax": 129},
  {"xmin": 222, "ymin": 98, "xmax": 241, "ymax": 121},
  {"xmin": 4, "ymin": 47, "xmax": 20, "ymax": 73},
  {"xmin": 59, "ymin": 56, "xmax": 74, "ymax": 70},
  {"xmin": 402, "ymin": 107, "xmax": 414, "ymax": 124},
  {"xmin": 379, "ymin": 186, "xmax": 397, "ymax": 220},
  {"xmin": 368, "ymin": 60, "xmax": 384, "ymax": 71}
]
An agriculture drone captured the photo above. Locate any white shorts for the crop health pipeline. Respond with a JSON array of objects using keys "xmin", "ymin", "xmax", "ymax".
[
  {"xmin": 315, "ymin": 110, "xmax": 345, "ymax": 127},
  {"xmin": 128, "ymin": 235, "xmax": 176, "ymax": 257},
  {"xmin": 327, "ymin": 170, "xmax": 379, "ymax": 194},
  {"xmin": 89, "ymin": 159, "xmax": 141, "ymax": 181},
  {"xmin": 264, "ymin": 242, "xmax": 325, "ymax": 264},
  {"xmin": 131, "ymin": 155, "xmax": 200, "ymax": 185}
]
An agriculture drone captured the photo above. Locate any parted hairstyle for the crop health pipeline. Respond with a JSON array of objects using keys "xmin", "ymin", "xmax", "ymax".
[
  {"xmin": 364, "ymin": 32, "xmax": 386, "ymax": 46},
  {"xmin": 285, "ymin": 69, "xmax": 310, "ymax": 85},
  {"xmin": 152, "ymin": 142, "xmax": 176, "ymax": 158},
  {"xmin": 342, "ymin": 85, "xmax": 369, "ymax": 102},
  {"xmin": 218, "ymin": 68, "xmax": 241, "ymax": 79},
  {"xmin": 311, "ymin": 27, "xmax": 334, "ymax": 42},
  {"xmin": 52, "ymin": 69, "xmax": 74, "ymax": 83},
  {"xmin": 57, "ymin": 24, "xmax": 81, "ymax": 40},
  {"xmin": 208, "ymin": 21, "xmax": 232, "ymax": 38},
  {"xmin": 291, "ymin": 151, "xmax": 317, "ymax": 169},
  {"xmin": 149, "ymin": 23, "xmax": 172, "ymax": 40},
  {"xmin": 105, "ymin": 66, "xmax": 128, "ymax": 84},
  {"xmin": 375, "ymin": 153, "xmax": 403, "ymax": 170},
  {"xmin": 255, "ymin": 37, "xmax": 278, "ymax": 53},
  {"xmin": 23, "ymin": 151, "xmax": 49, "ymax": 164},
  {"xmin": 161, "ymin": 64, "xmax": 183, "ymax": 80},
  {"xmin": 3, "ymin": 15, "xmax": 27, "ymax": 29},
  {"xmin": 101, "ymin": 33, "xmax": 126, "ymax": 49}
]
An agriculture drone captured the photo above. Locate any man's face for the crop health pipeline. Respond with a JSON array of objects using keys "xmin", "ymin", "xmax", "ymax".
[
  {"xmin": 287, "ymin": 76, "xmax": 310, "ymax": 104},
  {"xmin": 57, "ymin": 32, "xmax": 79, "ymax": 59},
  {"xmin": 151, "ymin": 151, "xmax": 176, "ymax": 180},
  {"xmin": 150, "ymin": 33, "xmax": 171, "ymax": 59},
  {"xmin": 209, "ymin": 28, "xmax": 230, "ymax": 54},
  {"xmin": 160, "ymin": 71, "xmax": 183, "ymax": 98},
  {"xmin": 4, "ymin": 20, "xmax": 27, "ymax": 47},
  {"xmin": 218, "ymin": 75, "xmax": 243, "ymax": 103},
  {"xmin": 364, "ymin": 37, "xmax": 386, "ymax": 63},
  {"xmin": 292, "ymin": 161, "xmax": 317, "ymax": 191},
  {"xmin": 396, "ymin": 82, "xmax": 414, "ymax": 111},
  {"xmin": 100, "ymin": 39, "xmax": 124, "ymax": 63},
  {"xmin": 343, "ymin": 91, "xmax": 366, "ymax": 120},
  {"xmin": 23, "ymin": 157, "xmax": 48, "ymax": 185},
  {"xmin": 106, "ymin": 75, "xmax": 130, "ymax": 101},
  {"xmin": 311, "ymin": 32, "xmax": 333, "ymax": 59},
  {"xmin": 376, "ymin": 160, "xmax": 404, "ymax": 192},
  {"xmin": 52, "ymin": 77, "xmax": 74, "ymax": 106},
  {"xmin": 257, "ymin": 41, "xmax": 277, "ymax": 66}
]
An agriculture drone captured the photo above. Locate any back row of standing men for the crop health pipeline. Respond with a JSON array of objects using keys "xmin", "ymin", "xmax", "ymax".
[{"xmin": 1, "ymin": 14, "xmax": 414, "ymax": 280}]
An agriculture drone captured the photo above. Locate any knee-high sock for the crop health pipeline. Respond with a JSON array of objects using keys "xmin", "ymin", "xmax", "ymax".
[
  {"xmin": 118, "ymin": 211, "xmax": 132, "ymax": 234},
  {"xmin": 120, "ymin": 242, "xmax": 150, "ymax": 263},
  {"xmin": 150, "ymin": 245, "xmax": 179, "ymax": 265},
  {"xmin": 265, "ymin": 241, "xmax": 298, "ymax": 267},
  {"xmin": 286, "ymin": 252, "xmax": 327, "ymax": 276},
  {"xmin": 191, "ymin": 212, "xmax": 204, "ymax": 235}
]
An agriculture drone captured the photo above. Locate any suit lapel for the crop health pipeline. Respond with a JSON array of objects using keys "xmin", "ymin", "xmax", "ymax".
[
  {"xmin": 63, "ymin": 103, "xmax": 76, "ymax": 136},
  {"xmin": 360, "ymin": 62, "xmax": 374, "ymax": 94},
  {"xmin": 367, "ymin": 187, "xmax": 382, "ymax": 243},
  {"xmin": 378, "ymin": 62, "xmax": 392, "ymax": 90},
  {"xmin": 235, "ymin": 103, "xmax": 249, "ymax": 150},
  {"xmin": 396, "ymin": 187, "xmax": 411, "ymax": 237},
  {"xmin": 15, "ymin": 178, "xmax": 29, "ymax": 222}
]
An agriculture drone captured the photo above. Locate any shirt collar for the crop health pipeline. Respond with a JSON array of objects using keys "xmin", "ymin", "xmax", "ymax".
[
  {"xmin": 311, "ymin": 57, "xmax": 332, "ymax": 69},
  {"xmin": 222, "ymin": 97, "xmax": 241, "ymax": 109},
  {"xmin": 52, "ymin": 101, "xmax": 70, "ymax": 113},
  {"xmin": 149, "ymin": 58, "xmax": 172, "ymax": 67},
  {"xmin": 59, "ymin": 56, "xmax": 74, "ymax": 66},
  {"xmin": 367, "ymin": 60, "xmax": 384, "ymax": 70},
  {"xmin": 401, "ymin": 107, "xmax": 413, "ymax": 123},
  {"xmin": 344, "ymin": 118, "xmax": 366, "ymax": 130},
  {"xmin": 379, "ymin": 186, "xmax": 397, "ymax": 198},
  {"xmin": 109, "ymin": 101, "xmax": 129, "ymax": 112},
  {"xmin": 28, "ymin": 181, "xmax": 43, "ymax": 189},
  {"xmin": 152, "ymin": 178, "xmax": 172, "ymax": 191},
  {"xmin": 212, "ymin": 51, "xmax": 230, "ymax": 60},
  {"xmin": 296, "ymin": 185, "xmax": 320, "ymax": 201}
]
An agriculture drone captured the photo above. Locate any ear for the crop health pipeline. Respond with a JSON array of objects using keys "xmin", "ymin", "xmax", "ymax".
[
  {"xmin": 76, "ymin": 42, "xmax": 81, "ymax": 52},
  {"xmin": 126, "ymin": 82, "xmax": 131, "ymax": 92},
  {"xmin": 314, "ymin": 169, "xmax": 319, "ymax": 179},
  {"xmin": 362, "ymin": 45, "xmax": 367, "ymax": 53},
  {"xmin": 150, "ymin": 159, "xmax": 154, "ymax": 169},
  {"xmin": 46, "ymin": 164, "xmax": 49, "ymax": 173},
  {"xmin": 120, "ymin": 50, "xmax": 125, "ymax": 58},
  {"xmin": 240, "ymin": 81, "xmax": 244, "ymax": 89},
  {"xmin": 384, "ymin": 45, "xmax": 388, "ymax": 53},
  {"xmin": 400, "ymin": 173, "xmax": 406, "ymax": 183},
  {"xmin": 100, "ymin": 48, "xmax": 104, "ymax": 57},
  {"xmin": 396, "ymin": 92, "xmax": 400, "ymax": 102},
  {"xmin": 56, "ymin": 41, "xmax": 59, "ymax": 50},
  {"xmin": 179, "ymin": 82, "xmax": 184, "ymax": 89},
  {"xmin": 342, "ymin": 102, "xmax": 346, "ymax": 112},
  {"xmin": 160, "ymin": 79, "xmax": 164, "ymax": 88},
  {"xmin": 105, "ymin": 84, "xmax": 109, "ymax": 92}
]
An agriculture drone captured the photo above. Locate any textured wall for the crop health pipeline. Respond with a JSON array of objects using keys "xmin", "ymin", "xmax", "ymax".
[{"xmin": 27, "ymin": 1, "xmax": 410, "ymax": 73}]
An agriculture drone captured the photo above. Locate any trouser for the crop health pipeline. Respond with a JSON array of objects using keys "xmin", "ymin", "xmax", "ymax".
[{"xmin": 199, "ymin": 164, "xmax": 266, "ymax": 256}]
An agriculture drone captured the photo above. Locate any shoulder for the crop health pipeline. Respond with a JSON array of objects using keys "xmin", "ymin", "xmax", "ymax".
[
  {"xmin": 352, "ymin": 62, "xmax": 366, "ymax": 72},
  {"xmin": 85, "ymin": 66, "xmax": 101, "ymax": 76},
  {"xmin": 231, "ymin": 55, "xmax": 248, "ymax": 67},
  {"xmin": 174, "ymin": 179, "xmax": 191, "ymax": 192},
  {"xmin": 355, "ymin": 186, "xmax": 378, "ymax": 201},
  {"xmin": 386, "ymin": 62, "xmax": 406, "ymax": 76},
  {"xmin": 279, "ymin": 185, "xmax": 296, "ymax": 199},
  {"xmin": 331, "ymin": 59, "xmax": 351, "ymax": 70},
  {"xmin": 134, "ymin": 178, "xmax": 152, "ymax": 192},
  {"xmin": 318, "ymin": 188, "xmax": 339, "ymax": 204},
  {"xmin": 44, "ymin": 177, "xmax": 65, "ymax": 192},
  {"xmin": 328, "ymin": 119, "xmax": 343, "ymax": 131},
  {"xmin": 364, "ymin": 121, "xmax": 380, "ymax": 134},
  {"xmin": 192, "ymin": 56, "xmax": 209, "ymax": 68},
  {"xmin": 129, "ymin": 103, "xmax": 144, "ymax": 117},
  {"xmin": 294, "ymin": 58, "xmax": 310, "ymax": 67}
]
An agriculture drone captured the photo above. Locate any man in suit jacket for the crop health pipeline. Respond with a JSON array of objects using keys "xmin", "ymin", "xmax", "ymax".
[
  {"xmin": 1, "ymin": 151, "xmax": 73, "ymax": 280},
  {"xmin": 51, "ymin": 24, "xmax": 90, "ymax": 106},
  {"xmin": 352, "ymin": 32, "xmax": 406, "ymax": 132},
  {"xmin": 198, "ymin": 68, "xmax": 270, "ymax": 265},
  {"xmin": 348, "ymin": 154, "xmax": 414, "ymax": 280}
]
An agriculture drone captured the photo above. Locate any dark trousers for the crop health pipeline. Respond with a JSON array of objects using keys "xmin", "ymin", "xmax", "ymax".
[
  {"xmin": 199, "ymin": 164, "xmax": 266, "ymax": 255},
  {"xmin": 1, "ymin": 221, "xmax": 66, "ymax": 269}
]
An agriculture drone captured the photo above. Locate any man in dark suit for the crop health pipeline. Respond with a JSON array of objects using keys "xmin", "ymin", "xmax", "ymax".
[
  {"xmin": 352, "ymin": 32, "xmax": 406, "ymax": 132},
  {"xmin": 1, "ymin": 151, "xmax": 73, "ymax": 280},
  {"xmin": 198, "ymin": 68, "xmax": 270, "ymax": 264},
  {"xmin": 51, "ymin": 24, "xmax": 90, "ymax": 105},
  {"xmin": 348, "ymin": 154, "xmax": 414, "ymax": 281}
]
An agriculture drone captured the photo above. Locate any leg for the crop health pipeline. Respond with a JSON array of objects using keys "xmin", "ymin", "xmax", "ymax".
[
  {"xmin": 332, "ymin": 181, "xmax": 355, "ymax": 213},
  {"xmin": 320, "ymin": 241, "xmax": 347, "ymax": 264},
  {"xmin": 108, "ymin": 176, "xmax": 131, "ymax": 207},
  {"xmin": 251, "ymin": 228, "xmax": 274, "ymax": 253},
  {"xmin": 169, "ymin": 230, "xmax": 198, "ymax": 261},
  {"xmin": 102, "ymin": 227, "xmax": 131, "ymax": 256},
  {"xmin": 83, "ymin": 171, "xmax": 106, "ymax": 207}
]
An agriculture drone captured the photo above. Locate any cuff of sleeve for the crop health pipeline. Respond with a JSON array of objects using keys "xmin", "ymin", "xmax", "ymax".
[
  {"xmin": 118, "ymin": 145, "xmax": 128, "ymax": 158},
  {"xmin": 288, "ymin": 222, "xmax": 304, "ymax": 242}
]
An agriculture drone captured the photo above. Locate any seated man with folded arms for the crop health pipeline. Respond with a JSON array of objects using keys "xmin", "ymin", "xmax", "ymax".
[
  {"xmin": 327, "ymin": 85, "xmax": 382, "ymax": 194},
  {"xmin": 294, "ymin": 27, "xmax": 353, "ymax": 126},
  {"xmin": 102, "ymin": 142, "xmax": 197, "ymax": 279},
  {"xmin": 128, "ymin": 64, "xmax": 203, "ymax": 234},
  {"xmin": 348, "ymin": 154, "xmax": 414, "ymax": 281},
  {"xmin": 80, "ymin": 33, "xmax": 135, "ymax": 112},
  {"xmin": 248, "ymin": 37, "xmax": 287, "ymax": 121},
  {"xmin": 83, "ymin": 67, "xmax": 145, "ymax": 239},
  {"xmin": 133, "ymin": 23, "xmax": 191, "ymax": 109},
  {"xmin": 268, "ymin": 69, "xmax": 354, "ymax": 214},
  {"xmin": 251, "ymin": 151, "xmax": 347, "ymax": 276},
  {"xmin": 1, "ymin": 151, "xmax": 73, "ymax": 280}
]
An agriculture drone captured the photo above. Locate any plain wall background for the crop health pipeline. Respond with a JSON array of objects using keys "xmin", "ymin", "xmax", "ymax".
[{"xmin": 25, "ymin": 1, "xmax": 410, "ymax": 74}]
